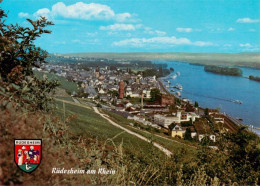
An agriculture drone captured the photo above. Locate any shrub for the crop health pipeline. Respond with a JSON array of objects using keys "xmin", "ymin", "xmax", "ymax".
[{"xmin": 0, "ymin": 7, "xmax": 58, "ymax": 111}]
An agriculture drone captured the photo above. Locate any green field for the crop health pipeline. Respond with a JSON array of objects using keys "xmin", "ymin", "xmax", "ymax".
[{"xmin": 34, "ymin": 71, "xmax": 78, "ymax": 94}]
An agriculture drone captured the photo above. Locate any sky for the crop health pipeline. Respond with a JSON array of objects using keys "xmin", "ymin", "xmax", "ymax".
[{"xmin": 1, "ymin": 0, "xmax": 260, "ymax": 53}]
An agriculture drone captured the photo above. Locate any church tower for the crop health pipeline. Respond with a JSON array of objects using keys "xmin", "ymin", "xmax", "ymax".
[{"xmin": 95, "ymin": 66, "xmax": 100, "ymax": 78}]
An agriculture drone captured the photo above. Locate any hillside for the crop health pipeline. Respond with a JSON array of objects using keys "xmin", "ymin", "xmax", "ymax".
[
  {"xmin": 54, "ymin": 97, "xmax": 196, "ymax": 157},
  {"xmin": 1, "ymin": 5, "xmax": 259, "ymax": 184},
  {"xmin": 63, "ymin": 52, "xmax": 260, "ymax": 69},
  {"xmin": 34, "ymin": 71, "xmax": 78, "ymax": 94}
]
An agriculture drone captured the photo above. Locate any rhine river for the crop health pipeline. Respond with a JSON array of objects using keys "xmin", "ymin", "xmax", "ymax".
[{"xmin": 154, "ymin": 61, "xmax": 260, "ymax": 134}]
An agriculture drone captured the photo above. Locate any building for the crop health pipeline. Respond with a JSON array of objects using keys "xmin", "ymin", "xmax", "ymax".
[
  {"xmin": 95, "ymin": 66, "xmax": 100, "ymax": 78},
  {"xmin": 154, "ymin": 111, "xmax": 199, "ymax": 128},
  {"xmin": 154, "ymin": 114, "xmax": 180, "ymax": 128},
  {"xmin": 119, "ymin": 81, "xmax": 125, "ymax": 99},
  {"xmin": 171, "ymin": 124, "xmax": 186, "ymax": 138},
  {"xmin": 159, "ymin": 94, "xmax": 175, "ymax": 106}
]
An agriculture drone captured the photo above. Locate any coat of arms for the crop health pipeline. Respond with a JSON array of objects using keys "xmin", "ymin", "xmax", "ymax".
[{"xmin": 14, "ymin": 139, "xmax": 42, "ymax": 173}]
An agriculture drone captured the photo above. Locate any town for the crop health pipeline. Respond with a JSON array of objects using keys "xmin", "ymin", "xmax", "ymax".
[{"xmin": 34, "ymin": 57, "xmax": 242, "ymax": 146}]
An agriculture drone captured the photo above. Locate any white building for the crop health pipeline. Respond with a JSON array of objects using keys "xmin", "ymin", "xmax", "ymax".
[{"xmin": 154, "ymin": 111, "xmax": 200, "ymax": 128}]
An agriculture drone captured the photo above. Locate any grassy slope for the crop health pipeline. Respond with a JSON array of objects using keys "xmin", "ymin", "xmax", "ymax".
[
  {"xmin": 54, "ymin": 99, "xmax": 167, "ymax": 160},
  {"xmin": 54, "ymin": 97, "xmax": 198, "ymax": 163},
  {"xmin": 34, "ymin": 71, "xmax": 78, "ymax": 93},
  {"xmin": 64, "ymin": 52, "xmax": 260, "ymax": 68},
  {"xmin": 101, "ymin": 109, "xmax": 198, "ymax": 156}
]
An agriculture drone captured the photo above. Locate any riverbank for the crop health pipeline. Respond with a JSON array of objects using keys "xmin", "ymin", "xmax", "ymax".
[{"xmin": 155, "ymin": 69, "xmax": 260, "ymax": 135}]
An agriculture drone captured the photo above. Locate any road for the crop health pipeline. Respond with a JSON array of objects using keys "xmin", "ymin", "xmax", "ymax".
[
  {"xmin": 72, "ymin": 97, "xmax": 80, "ymax": 104},
  {"xmin": 93, "ymin": 107, "xmax": 173, "ymax": 157},
  {"xmin": 157, "ymin": 79, "xmax": 170, "ymax": 95}
]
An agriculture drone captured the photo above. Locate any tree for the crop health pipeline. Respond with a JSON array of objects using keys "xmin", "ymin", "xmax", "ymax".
[
  {"xmin": 204, "ymin": 108, "xmax": 209, "ymax": 116},
  {"xmin": 181, "ymin": 119, "xmax": 193, "ymax": 127},
  {"xmin": 50, "ymin": 69, "xmax": 57, "ymax": 74},
  {"xmin": 194, "ymin": 101, "xmax": 199, "ymax": 107},
  {"xmin": 0, "ymin": 11, "xmax": 53, "ymax": 80},
  {"xmin": 0, "ymin": 7, "xmax": 58, "ymax": 111},
  {"xmin": 109, "ymin": 90, "xmax": 119, "ymax": 97},
  {"xmin": 197, "ymin": 127, "xmax": 260, "ymax": 184},
  {"xmin": 150, "ymin": 88, "xmax": 160, "ymax": 102},
  {"xmin": 169, "ymin": 104, "xmax": 177, "ymax": 112},
  {"xmin": 184, "ymin": 128, "xmax": 192, "ymax": 141}
]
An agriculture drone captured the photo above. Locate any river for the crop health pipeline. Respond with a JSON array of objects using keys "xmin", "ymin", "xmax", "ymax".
[{"xmin": 154, "ymin": 61, "xmax": 260, "ymax": 135}]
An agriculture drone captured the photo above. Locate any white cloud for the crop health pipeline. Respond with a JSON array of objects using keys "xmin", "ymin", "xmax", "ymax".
[
  {"xmin": 176, "ymin": 28, "xmax": 201, "ymax": 33},
  {"xmin": 100, "ymin": 24, "xmax": 166, "ymax": 36},
  {"xmin": 144, "ymin": 28, "xmax": 166, "ymax": 36},
  {"xmin": 100, "ymin": 24, "xmax": 142, "ymax": 31},
  {"xmin": 176, "ymin": 28, "xmax": 193, "ymax": 33},
  {"xmin": 155, "ymin": 30, "xmax": 166, "ymax": 36},
  {"xmin": 236, "ymin": 18, "xmax": 260, "ymax": 23},
  {"xmin": 239, "ymin": 43, "xmax": 253, "ymax": 47},
  {"xmin": 113, "ymin": 36, "xmax": 213, "ymax": 47},
  {"xmin": 33, "ymin": 8, "xmax": 51, "ymax": 19},
  {"xmin": 86, "ymin": 32, "xmax": 98, "ymax": 37},
  {"xmin": 249, "ymin": 29, "xmax": 256, "ymax": 32},
  {"xmin": 33, "ymin": 2, "xmax": 135, "ymax": 22},
  {"xmin": 209, "ymin": 28, "xmax": 223, "ymax": 33},
  {"xmin": 71, "ymin": 38, "xmax": 100, "ymax": 45},
  {"xmin": 227, "ymin": 27, "xmax": 235, "ymax": 31},
  {"xmin": 18, "ymin": 12, "xmax": 30, "ymax": 18},
  {"xmin": 115, "ymin": 13, "xmax": 131, "ymax": 22}
]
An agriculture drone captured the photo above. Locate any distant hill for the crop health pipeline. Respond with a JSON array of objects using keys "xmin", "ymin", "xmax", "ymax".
[{"xmin": 62, "ymin": 52, "xmax": 260, "ymax": 69}]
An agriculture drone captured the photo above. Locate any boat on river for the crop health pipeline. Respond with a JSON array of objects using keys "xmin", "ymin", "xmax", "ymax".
[
  {"xmin": 172, "ymin": 74, "xmax": 177, "ymax": 79},
  {"xmin": 233, "ymin": 100, "xmax": 243, "ymax": 104},
  {"xmin": 176, "ymin": 84, "xmax": 183, "ymax": 90}
]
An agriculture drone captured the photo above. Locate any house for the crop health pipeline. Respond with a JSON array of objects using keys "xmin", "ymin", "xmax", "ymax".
[
  {"xmin": 171, "ymin": 124, "xmax": 186, "ymax": 138},
  {"xmin": 154, "ymin": 114, "xmax": 179, "ymax": 128},
  {"xmin": 98, "ymin": 88, "xmax": 106, "ymax": 94},
  {"xmin": 211, "ymin": 113, "xmax": 225, "ymax": 124},
  {"xmin": 208, "ymin": 109, "xmax": 219, "ymax": 115},
  {"xmin": 84, "ymin": 87, "xmax": 98, "ymax": 99},
  {"xmin": 142, "ymin": 89, "xmax": 151, "ymax": 98},
  {"xmin": 125, "ymin": 102, "xmax": 133, "ymax": 108},
  {"xmin": 100, "ymin": 95, "xmax": 110, "ymax": 102},
  {"xmin": 159, "ymin": 94, "xmax": 175, "ymax": 106},
  {"xmin": 154, "ymin": 111, "xmax": 199, "ymax": 128}
]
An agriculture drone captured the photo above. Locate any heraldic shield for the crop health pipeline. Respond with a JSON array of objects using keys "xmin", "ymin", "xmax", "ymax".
[{"xmin": 14, "ymin": 139, "xmax": 42, "ymax": 173}]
